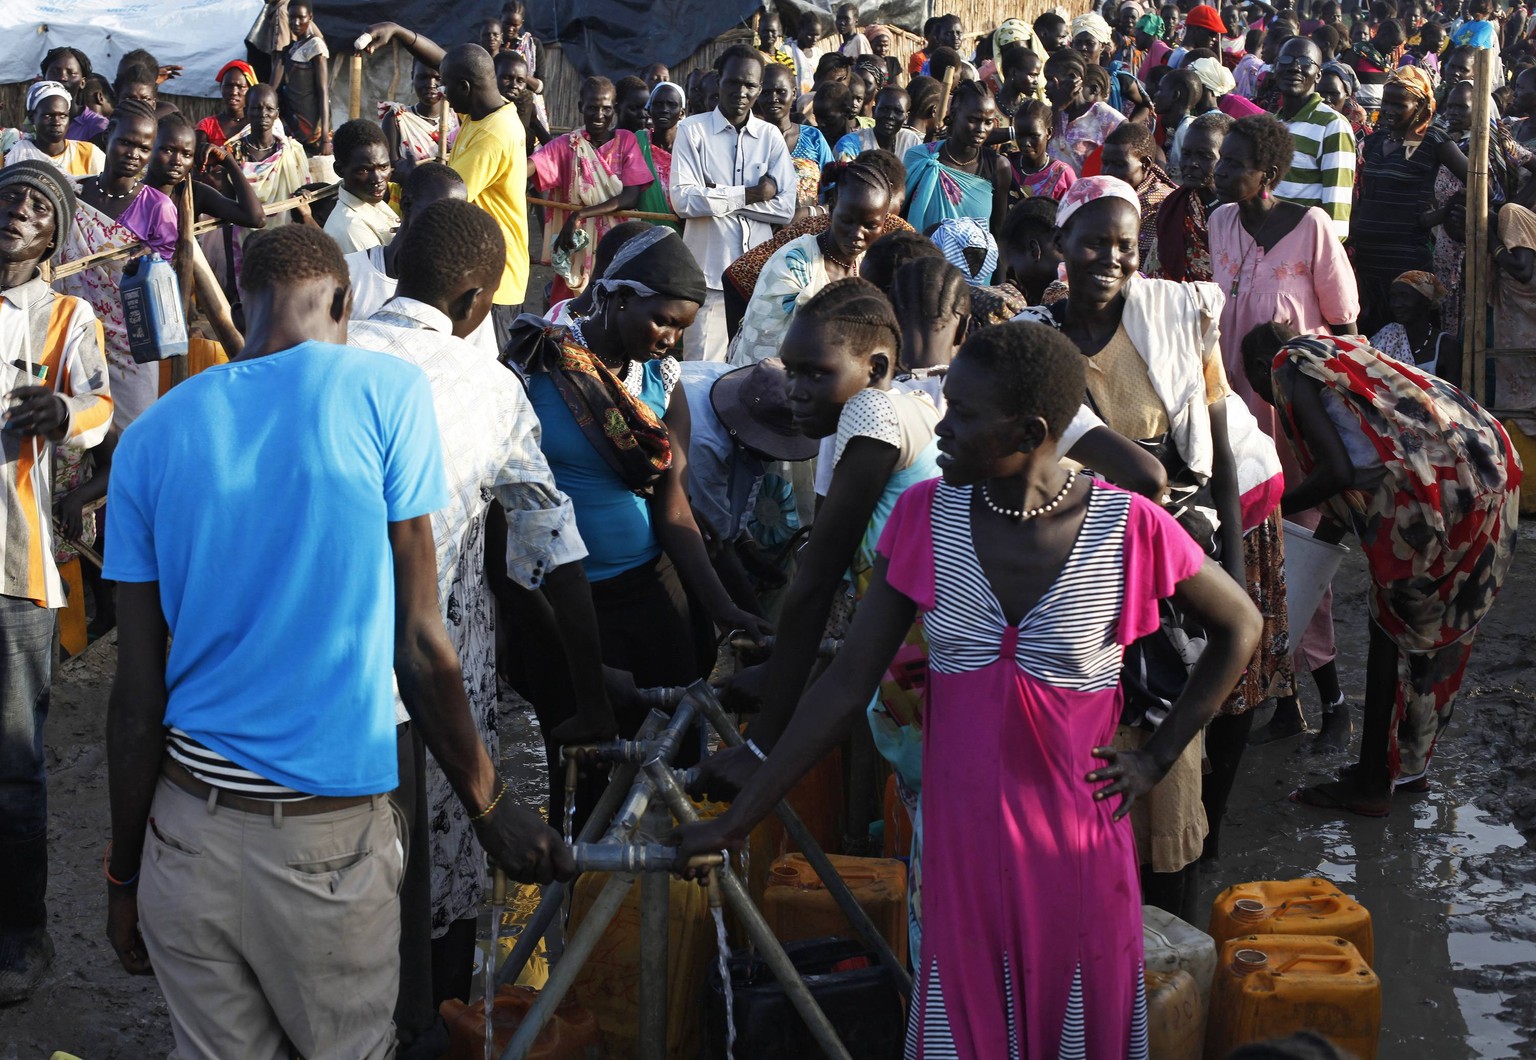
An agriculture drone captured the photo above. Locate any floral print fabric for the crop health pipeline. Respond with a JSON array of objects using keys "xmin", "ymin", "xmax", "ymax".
[{"xmin": 1272, "ymin": 334, "xmax": 1522, "ymax": 778}]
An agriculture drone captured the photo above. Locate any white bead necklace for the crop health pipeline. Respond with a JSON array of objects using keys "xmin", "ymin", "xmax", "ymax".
[{"xmin": 981, "ymin": 469, "xmax": 1077, "ymax": 522}]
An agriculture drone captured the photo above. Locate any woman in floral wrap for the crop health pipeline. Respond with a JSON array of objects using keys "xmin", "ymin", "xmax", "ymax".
[{"xmin": 1242, "ymin": 327, "xmax": 1522, "ymax": 817}]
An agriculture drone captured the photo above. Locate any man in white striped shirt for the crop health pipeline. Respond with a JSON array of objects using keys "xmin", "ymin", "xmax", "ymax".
[
  {"xmin": 346, "ymin": 198, "xmax": 611, "ymax": 1044},
  {"xmin": 1270, "ymin": 37, "xmax": 1356, "ymax": 239}
]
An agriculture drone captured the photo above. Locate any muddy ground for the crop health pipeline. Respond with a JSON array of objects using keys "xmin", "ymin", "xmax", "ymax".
[{"xmin": 4, "ymin": 531, "xmax": 1536, "ymax": 1058}]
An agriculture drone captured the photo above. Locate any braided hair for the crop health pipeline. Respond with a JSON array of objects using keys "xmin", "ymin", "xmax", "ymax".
[
  {"xmin": 825, "ymin": 158, "xmax": 893, "ymax": 205},
  {"xmin": 950, "ymin": 78, "xmax": 994, "ymax": 114},
  {"xmin": 890, "ymin": 257, "xmax": 971, "ymax": 331},
  {"xmin": 906, "ymin": 74, "xmax": 943, "ymax": 120},
  {"xmin": 40, "ymin": 46, "xmax": 93, "ymax": 82},
  {"xmin": 860, "ymin": 230, "xmax": 944, "ymax": 294},
  {"xmin": 1015, "ymin": 97, "xmax": 1054, "ymax": 130},
  {"xmin": 796, "ymin": 277, "xmax": 903, "ymax": 366},
  {"xmin": 110, "ymin": 97, "xmax": 159, "ymax": 133}
]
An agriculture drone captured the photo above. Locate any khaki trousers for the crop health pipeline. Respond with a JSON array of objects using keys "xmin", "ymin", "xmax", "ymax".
[{"xmin": 138, "ymin": 775, "xmax": 404, "ymax": 1059}]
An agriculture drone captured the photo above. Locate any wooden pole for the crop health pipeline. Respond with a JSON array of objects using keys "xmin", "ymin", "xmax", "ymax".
[
  {"xmin": 52, "ymin": 185, "xmax": 340, "ymax": 280},
  {"xmin": 1463, "ymin": 47, "xmax": 1493, "ymax": 402},
  {"xmin": 438, "ymin": 97, "xmax": 450, "ymax": 161},
  {"xmin": 172, "ymin": 177, "xmax": 196, "ymax": 388},
  {"xmin": 527, "ymin": 196, "xmax": 678, "ymax": 222},
  {"xmin": 349, "ymin": 51, "xmax": 364, "ymax": 121},
  {"xmin": 937, "ymin": 67, "xmax": 958, "ymax": 129}
]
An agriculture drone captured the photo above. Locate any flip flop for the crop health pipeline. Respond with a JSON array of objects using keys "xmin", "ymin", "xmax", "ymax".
[{"xmin": 1289, "ymin": 781, "xmax": 1391, "ymax": 818}]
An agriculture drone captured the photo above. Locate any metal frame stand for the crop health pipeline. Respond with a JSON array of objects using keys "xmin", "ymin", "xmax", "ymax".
[{"xmin": 491, "ymin": 680, "xmax": 909, "ymax": 1060}]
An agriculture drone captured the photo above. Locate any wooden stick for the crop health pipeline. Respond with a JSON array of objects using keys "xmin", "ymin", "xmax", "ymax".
[
  {"xmin": 938, "ymin": 66, "xmax": 958, "ymax": 128},
  {"xmin": 1464, "ymin": 47, "xmax": 1493, "ymax": 402},
  {"xmin": 438, "ymin": 97, "xmax": 450, "ymax": 161},
  {"xmin": 51, "ymin": 186, "xmax": 340, "ymax": 280},
  {"xmin": 189, "ymin": 241, "xmax": 244, "ymax": 358},
  {"xmin": 527, "ymin": 196, "xmax": 679, "ymax": 223},
  {"xmin": 349, "ymin": 52, "xmax": 364, "ymax": 121},
  {"xmin": 172, "ymin": 177, "xmax": 197, "ymax": 388}
]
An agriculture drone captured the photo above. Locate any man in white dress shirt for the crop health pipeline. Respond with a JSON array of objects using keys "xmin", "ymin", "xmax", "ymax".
[{"xmin": 670, "ymin": 44, "xmax": 797, "ymax": 362}]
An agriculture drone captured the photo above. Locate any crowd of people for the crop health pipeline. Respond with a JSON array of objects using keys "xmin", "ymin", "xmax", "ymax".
[{"xmin": 0, "ymin": 0, "xmax": 1528, "ymax": 1055}]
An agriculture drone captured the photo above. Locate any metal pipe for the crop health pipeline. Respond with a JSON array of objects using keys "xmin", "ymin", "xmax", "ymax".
[
  {"xmin": 571, "ymin": 842, "xmax": 725, "ymax": 874},
  {"xmin": 729, "ymin": 636, "xmax": 842, "ymax": 658},
  {"xmin": 499, "ymin": 872, "xmax": 636, "ymax": 1060},
  {"xmin": 643, "ymin": 762, "xmax": 855, "ymax": 1060},
  {"xmin": 638, "ymin": 804, "xmax": 670, "ymax": 1060},
  {"xmin": 602, "ymin": 707, "xmax": 688, "ymax": 842},
  {"xmin": 497, "ymin": 714, "xmax": 666, "ymax": 987},
  {"xmin": 691, "ymin": 691, "xmax": 913, "ymax": 997},
  {"xmin": 637, "ymin": 686, "xmax": 687, "ymax": 710},
  {"xmin": 565, "ymin": 737, "xmax": 663, "ymax": 765},
  {"xmin": 644, "ymin": 692, "xmax": 699, "ymax": 766}
]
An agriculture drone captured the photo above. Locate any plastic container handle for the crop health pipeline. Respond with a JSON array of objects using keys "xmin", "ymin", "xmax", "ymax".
[
  {"xmin": 1275, "ymin": 896, "xmax": 1344, "ymax": 918},
  {"xmin": 1273, "ymin": 953, "xmax": 1358, "ymax": 975}
]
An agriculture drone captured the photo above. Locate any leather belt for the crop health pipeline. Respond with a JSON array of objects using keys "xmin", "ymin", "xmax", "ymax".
[{"xmin": 163, "ymin": 757, "xmax": 377, "ymax": 817}]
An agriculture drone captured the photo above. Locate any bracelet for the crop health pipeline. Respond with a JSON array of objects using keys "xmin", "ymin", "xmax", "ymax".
[
  {"xmin": 470, "ymin": 776, "xmax": 508, "ymax": 821},
  {"xmin": 745, "ymin": 738, "xmax": 769, "ymax": 762},
  {"xmin": 102, "ymin": 841, "xmax": 139, "ymax": 889}
]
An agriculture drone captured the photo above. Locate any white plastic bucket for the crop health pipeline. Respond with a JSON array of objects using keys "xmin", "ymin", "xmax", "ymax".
[{"xmin": 1282, "ymin": 520, "xmax": 1349, "ymax": 642}]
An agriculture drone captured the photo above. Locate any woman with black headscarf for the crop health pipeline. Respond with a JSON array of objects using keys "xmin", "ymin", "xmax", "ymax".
[{"xmin": 508, "ymin": 226, "xmax": 772, "ymax": 740}]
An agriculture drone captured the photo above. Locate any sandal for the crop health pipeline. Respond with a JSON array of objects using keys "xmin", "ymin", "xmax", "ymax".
[{"xmin": 1289, "ymin": 780, "xmax": 1391, "ymax": 818}]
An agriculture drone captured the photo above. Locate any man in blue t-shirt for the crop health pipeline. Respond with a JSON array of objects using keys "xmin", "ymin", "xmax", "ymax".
[{"xmin": 100, "ymin": 225, "xmax": 574, "ymax": 1057}]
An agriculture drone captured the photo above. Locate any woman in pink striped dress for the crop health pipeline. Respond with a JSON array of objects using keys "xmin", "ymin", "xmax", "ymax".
[{"xmin": 678, "ymin": 322, "xmax": 1260, "ymax": 1058}]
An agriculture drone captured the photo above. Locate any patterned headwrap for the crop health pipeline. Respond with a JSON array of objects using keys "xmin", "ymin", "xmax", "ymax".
[
  {"xmin": 26, "ymin": 80, "xmax": 72, "ymax": 114},
  {"xmin": 855, "ymin": 54, "xmax": 889, "ymax": 93},
  {"xmin": 994, "ymin": 17, "xmax": 1034, "ymax": 56},
  {"xmin": 1056, "ymin": 175, "xmax": 1141, "ymax": 228},
  {"xmin": 215, "ymin": 60, "xmax": 259, "ymax": 87},
  {"xmin": 1071, "ymin": 12, "xmax": 1116, "ymax": 44},
  {"xmin": 1136, "ymin": 13, "xmax": 1167, "ymax": 36},
  {"xmin": 931, "ymin": 217, "xmax": 999, "ymax": 286},
  {"xmin": 1393, "ymin": 270, "xmax": 1449, "ymax": 303},
  {"xmin": 1321, "ymin": 60, "xmax": 1359, "ymax": 97},
  {"xmin": 866, "ymin": 24, "xmax": 894, "ymax": 48},
  {"xmin": 1387, "ymin": 66, "xmax": 1436, "ymax": 158}
]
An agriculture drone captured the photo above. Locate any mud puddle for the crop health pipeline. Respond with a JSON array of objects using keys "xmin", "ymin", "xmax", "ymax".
[{"xmin": 1203, "ymin": 536, "xmax": 1536, "ymax": 1058}]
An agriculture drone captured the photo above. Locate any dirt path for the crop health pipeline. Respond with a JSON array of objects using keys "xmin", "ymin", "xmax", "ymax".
[{"xmin": 4, "ymin": 529, "xmax": 1536, "ymax": 1057}]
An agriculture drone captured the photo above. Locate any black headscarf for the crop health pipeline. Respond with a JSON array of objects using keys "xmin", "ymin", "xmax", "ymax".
[{"xmin": 592, "ymin": 224, "xmax": 708, "ymax": 305}]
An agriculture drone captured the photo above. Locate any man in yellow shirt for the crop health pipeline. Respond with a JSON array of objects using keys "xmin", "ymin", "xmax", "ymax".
[{"xmin": 364, "ymin": 25, "xmax": 530, "ymax": 346}]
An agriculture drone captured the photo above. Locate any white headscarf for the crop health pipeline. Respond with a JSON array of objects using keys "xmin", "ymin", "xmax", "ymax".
[
  {"xmin": 26, "ymin": 80, "xmax": 72, "ymax": 114},
  {"xmin": 647, "ymin": 81, "xmax": 686, "ymax": 108},
  {"xmin": 1190, "ymin": 57, "xmax": 1237, "ymax": 97}
]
